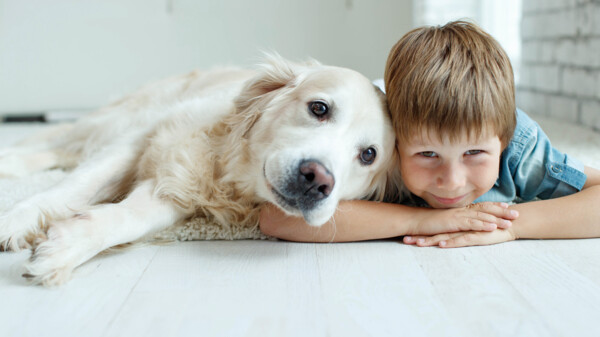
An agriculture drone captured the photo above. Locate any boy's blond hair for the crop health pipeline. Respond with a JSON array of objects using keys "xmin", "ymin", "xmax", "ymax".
[{"xmin": 384, "ymin": 20, "xmax": 516, "ymax": 148}]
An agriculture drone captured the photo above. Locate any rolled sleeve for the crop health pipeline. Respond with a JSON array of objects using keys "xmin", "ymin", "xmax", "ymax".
[
  {"xmin": 508, "ymin": 110, "xmax": 586, "ymax": 201},
  {"xmin": 544, "ymin": 156, "xmax": 587, "ymax": 198}
]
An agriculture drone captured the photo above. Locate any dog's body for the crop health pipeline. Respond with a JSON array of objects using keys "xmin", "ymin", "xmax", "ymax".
[{"xmin": 0, "ymin": 56, "xmax": 400, "ymax": 286}]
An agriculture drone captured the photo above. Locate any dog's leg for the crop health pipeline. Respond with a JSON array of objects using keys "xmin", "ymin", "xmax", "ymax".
[
  {"xmin": 0, "ymin": 123, "xmax": 76, "ymax": 177},
  {"xmin": 23, "ymin": 180, "xmax": 187, "ymax": 286},
  {"xmin": 0, "ymin": 150, "xmax": 65, "ymax": 178},
  {"xmin": 0, "ymin": 138, "xmax": 142, "ymax": 251}
]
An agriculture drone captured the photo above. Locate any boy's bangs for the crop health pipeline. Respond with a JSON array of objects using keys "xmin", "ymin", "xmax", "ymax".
[
  {"xmin": 400, "ymin": 108, "xmax": 500, "ymax": 146},
  {"xmin": 386, "ymin": 20, "xmax": 517, "ymax": 150}
]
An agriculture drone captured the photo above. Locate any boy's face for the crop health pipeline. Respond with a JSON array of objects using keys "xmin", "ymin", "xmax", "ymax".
[{"xmin": 398, "ymin": 130, "xmax": 502, "ymax": 208}]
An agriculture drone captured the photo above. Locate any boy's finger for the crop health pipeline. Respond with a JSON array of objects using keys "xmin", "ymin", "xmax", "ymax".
[
  {"xmin": 406, "ymin": 235, "xmax": 432, "ymax": 245},
  {"xmin": 506, "ymin": 207, "xmax": 519, "ymax": 219},
  {"xmin": 406, "ymin": 235, "xmax": 427, "ymax": 245},
  {"xmin": 441, "ymin": 230, "xmax": 514, "ymax": 248},
  {"xmin": 417, "ymin": 234, "xmax": 455, "ymax": 246},
  {"xmin": 480, "ymin": 214, "xmax": 512, "ymax": 229},
  {"xmin": 477, "ymin": 201, "xmax": 509, "ymax": 209},
  {"xmin": 439, "ymin": 232, "xmax": 477, "ymax": 247},
  {"xmin": 404, "ymin": 236, "xmax": 433, "ymax": 244},
  {"xmin": 471, "ymin": 203, "xmax": 518, "ymax": 226},
  {"xmin": 417, "ymin": 236, "xmax": 436, "ymax": 246},
  {"xmin": 468, "ymin": 218, "xmax": 497, "ymax": 231},
  {"xmin": 441, "ymin": 232, "xmax": 495, "ymax": 248},
  {"xmin": 403, "ymin": 236, "xmax": 417, "ymax": 244},
  {"xmin": 460, "ymin": 211, "xmax": 503, "ymax": 231}
]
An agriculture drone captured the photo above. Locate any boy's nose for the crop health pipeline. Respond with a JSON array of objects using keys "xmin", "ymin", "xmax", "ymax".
[{"xmin": 436, "ymin": 162, "xmax": 466, "ymax": 190}]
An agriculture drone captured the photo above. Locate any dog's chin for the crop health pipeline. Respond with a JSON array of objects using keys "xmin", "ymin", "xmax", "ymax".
[
  {"xmin": 300, "ymin": 212, "xmax": 332, "ymax": 227},
  {"xmin": 269, "ymin": 187, "xmax": 331, "ymax": 227},
  {"xmin": 270, "ymin": 186, "xmax": 301, "ymax": 214}
]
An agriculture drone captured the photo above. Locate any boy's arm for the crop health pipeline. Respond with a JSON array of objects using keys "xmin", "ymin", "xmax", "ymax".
[
  {"xmin": 511, "ymin": 165, "xmax": 600, "ymax": 239},
  {"xmin": 259, "ymin": 199, "xmax": 517, "ymax": 243},
  {"xmin": 409, "ymin": 166, "xmax": 600, "ymax": 247}
]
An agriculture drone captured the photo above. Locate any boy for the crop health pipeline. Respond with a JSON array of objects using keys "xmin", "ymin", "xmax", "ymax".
[{"xmin": 259, "ymin": 21, "xmax": 600, "ymax": 247}]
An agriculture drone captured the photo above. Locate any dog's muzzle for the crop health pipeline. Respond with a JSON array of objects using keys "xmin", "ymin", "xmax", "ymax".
[{"xmin": 274, "ymin": 159, "xmax": 335, "ymax": 212}]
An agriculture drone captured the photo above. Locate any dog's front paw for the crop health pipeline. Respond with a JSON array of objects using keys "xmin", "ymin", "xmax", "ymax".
[
  {"xmin": 0, "ymin": 206, "xmax": 46, "ymax": 251},
  {"xmin": 24, "ymin": 257, "xmax": 73, "ymax": 287},
  {"xmin": 23, "ymin": 226, "xmax": 77, "ymax": 286},
  {"xmin": 22, "ymin": 214, "xmax": 103, "ymax": 286}
]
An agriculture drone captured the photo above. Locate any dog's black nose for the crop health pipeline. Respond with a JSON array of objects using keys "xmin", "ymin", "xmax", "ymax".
[{"xmin": 298, "ymin": 160, "xmax": 335, "ymax": 200}]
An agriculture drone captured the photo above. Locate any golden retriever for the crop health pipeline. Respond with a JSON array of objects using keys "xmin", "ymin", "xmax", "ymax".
[{"xmin": 0, "ymin": 54, "xmax": 400, "ymax": 286}]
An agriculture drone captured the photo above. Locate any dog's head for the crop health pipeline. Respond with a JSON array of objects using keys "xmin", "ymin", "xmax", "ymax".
[{"xmin": 230, "ymin": 54, "xmax": 401, "ymax": 226}]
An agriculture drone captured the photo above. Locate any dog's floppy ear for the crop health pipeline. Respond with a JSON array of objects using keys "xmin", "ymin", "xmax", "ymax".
[
  {"xmin": 216, "ymin": 54, "xmax": 304, "ymax": 169},
  {"xmin": 234, "ymin": 53, "xmax": 298, "ymax": 118}
]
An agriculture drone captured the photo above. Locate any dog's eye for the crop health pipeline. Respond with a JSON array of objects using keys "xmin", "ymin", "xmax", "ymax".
[
  {"xmin": 308, "ymin": 101, "xmax": 329, "ymax": 119},
  {"xmin": 360, "ymin": 147, "xmax": 377, "ymax": 165}
]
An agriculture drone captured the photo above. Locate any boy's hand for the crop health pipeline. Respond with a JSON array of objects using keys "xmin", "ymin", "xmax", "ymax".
[
  {"xmin": 403, "ymin": 226, "xmax": 517, "ymax": 248},
  {"xmin": 412, "ymin": 202, "xmax": 518, "ymax": 236}
]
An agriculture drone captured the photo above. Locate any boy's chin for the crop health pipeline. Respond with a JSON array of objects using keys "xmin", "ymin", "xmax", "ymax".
[
  {"xmin": 425, "ymin": 195, "xmax": 475, "ymax": 209},
  {"xmin": 431, "ymin": 202, "xmax": 470, "ymax": 209}
]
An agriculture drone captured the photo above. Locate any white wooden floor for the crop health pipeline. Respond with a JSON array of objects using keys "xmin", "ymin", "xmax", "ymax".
[
  {"xmin": 1, "ymin": 117, "xmax": 600, "ymax": 337},
  {"xmin": 2, "ymin": 239, "xmax": 600, "ymax": 337}
]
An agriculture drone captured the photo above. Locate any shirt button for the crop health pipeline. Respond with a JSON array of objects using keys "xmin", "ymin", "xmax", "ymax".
[{"xmin": 551, "ymin": 165, "xmax": 562, "ymax": 173}]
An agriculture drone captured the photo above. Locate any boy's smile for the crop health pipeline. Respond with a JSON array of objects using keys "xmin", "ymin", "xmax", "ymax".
[
  {"xmin": 432, "ymin": 193, "xmax": 469, "ymax": 206},
  {"xmin": 398, "ymin": 130, "xmax": 503, "ymax": 208}
]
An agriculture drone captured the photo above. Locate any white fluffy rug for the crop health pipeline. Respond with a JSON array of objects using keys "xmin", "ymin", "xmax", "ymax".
[{"xmin": 1, "ymin": 114, "xmax": 599, "ymax": 241}]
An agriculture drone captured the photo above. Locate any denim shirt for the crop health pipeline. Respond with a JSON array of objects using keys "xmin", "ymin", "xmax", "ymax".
[{"xmin": 474, "ymin": 109, "xmax": 587, "ymax": 203}]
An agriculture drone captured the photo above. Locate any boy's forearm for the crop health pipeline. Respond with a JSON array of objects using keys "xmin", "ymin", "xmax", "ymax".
[
  {"xmin": 511, "ymin": 185, "xmax": 600, "ymax": 239},
  {"xmin": 259, "ymin": 200, "xmax": 421, "ymax": 243}
]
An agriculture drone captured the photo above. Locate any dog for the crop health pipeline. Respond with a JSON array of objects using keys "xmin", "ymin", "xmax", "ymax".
[{"xmin": 0, "ymin": 54, "xmax": 401, "ymax": 286}]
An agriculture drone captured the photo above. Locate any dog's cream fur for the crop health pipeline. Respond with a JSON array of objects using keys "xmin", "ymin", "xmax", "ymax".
[{"xmin": 0, "ymin": 55, "xmax": 401, "ymax": 286}]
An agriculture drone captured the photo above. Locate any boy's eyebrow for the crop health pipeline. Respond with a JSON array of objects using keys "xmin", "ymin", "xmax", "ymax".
[
  {"xmin": 408, "ymin": 140, "xmax": 431, "ymax": 147},
  {"xmin": 401, "ymin": 135, "xmax": 437, "ymax": 147},
  {"xmin": 403, "ymin": 135, "xmax": 500, "ymax": 148}
]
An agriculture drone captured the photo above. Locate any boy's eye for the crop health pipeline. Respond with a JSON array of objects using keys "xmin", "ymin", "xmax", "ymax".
[
  {"xmin": 420, "ymin": 151, "xmax": 437, "ymax": 158},
  {"xmin": 465, "ymin": 150, "xmax": 482, "ymax": 155}
]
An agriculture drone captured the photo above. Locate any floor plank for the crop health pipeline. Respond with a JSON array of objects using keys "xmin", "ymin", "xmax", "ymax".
[
  {"xmin": 313, "ymin": 242, "xmax": 460, "ymax": 337},
  {"xmin": 103, "ymin": 241, "xmax": 465, "ymax": 337},
  {"xmin": 0, "ymin": 246, "xmax": 159, "ymax": 337},
  {"xmin": 411, "ymin": 243, "xmax": 553, "ymax": 337},
  {"xmin": 484, "ymin": 240, "xmax": 600, "ymax": 337},
  {"xmin": 1, "ymin": 238, "xmax": 600, "ymax": 336}
]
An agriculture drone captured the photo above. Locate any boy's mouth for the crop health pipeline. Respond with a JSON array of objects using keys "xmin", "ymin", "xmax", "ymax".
[{"xmin": 432, "ymin": 194, "xmax": 467, "ymax": 206}]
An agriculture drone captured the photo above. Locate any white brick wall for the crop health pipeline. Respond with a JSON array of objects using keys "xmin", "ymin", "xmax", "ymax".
[{"xmin": 517, "ymin": 0, "xmax": 600, "ymax": 131}]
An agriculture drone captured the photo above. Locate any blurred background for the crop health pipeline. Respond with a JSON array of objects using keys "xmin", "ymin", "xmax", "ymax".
[{"xmin": 0, "ymin": 0, "xmax": 598, "ymax": 131}]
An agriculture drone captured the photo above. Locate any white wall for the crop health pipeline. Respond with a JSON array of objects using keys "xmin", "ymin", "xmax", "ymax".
[
  {"xmin": 413, "ymin": 0, "xmax": 522, "ymax": 82},
  {"xmin": 0, "ymin": 0, "xmax": 412, "ymax": 115},
  {"xmin": 518, "ymin": 0, "xmax": 600, "ymax": 131}
]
